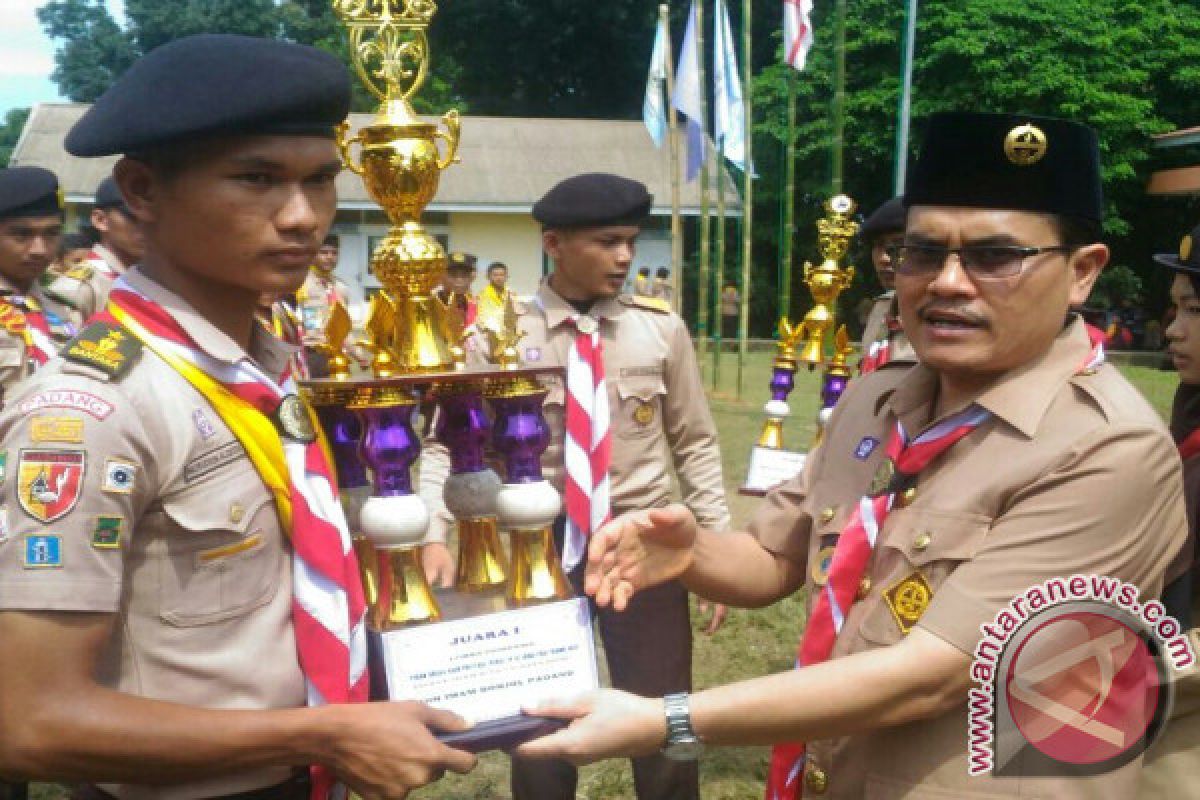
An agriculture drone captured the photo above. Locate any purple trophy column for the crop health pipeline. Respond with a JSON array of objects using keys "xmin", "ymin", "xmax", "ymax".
[
  {"xmin": 357, "ymin": 404, "xmax": 421, "ymax": 496},
  {"xmin": 436, "ymin": 391, "xmax": 490, "ymax": 475},
  {"xmin": 821, "ymin": 372, "xmax": 850, "ymax": 411},
  {"xmin": 488, "ymin": 390, "xmax": 551, "ymax": 483},
  {"xmin": 315, "ymin": 405, "xmax": 369, "ymax": 490},
  {"xmin": 770, "ymin": 365, "xmax": 797, "ymax": 405}
]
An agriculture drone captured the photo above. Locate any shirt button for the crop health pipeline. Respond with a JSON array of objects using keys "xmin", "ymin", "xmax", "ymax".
[
  {"xmin": 857, "ymin": 576, "xmax": 872, "ymax": 599},
  {"xmin": 819, "ymin": 507, "xmax": 836, "ymax": 524},
  {"xmin": 899, "ymin": 487, "xmax": 917, "ymax": 507},
  {"xmin": 805, "ymin": 765, "xmax": 829, "ymax": 794},
  {"xmin": 230, "ymin": 503, "xmax": 245, "ymax": 524},
  {"xmin": 913, "ymin": 531, "xmax": 932, "ymax": 551}
]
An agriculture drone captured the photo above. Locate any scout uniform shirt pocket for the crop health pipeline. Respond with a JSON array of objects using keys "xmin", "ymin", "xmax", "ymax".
[
  {"xmin": 157, "ymin": 465, "xmax": 282, "ymax": 627},
  {"xmin": 615, "ymin": 376, "xmax": 666, "ymax": 438},
  {"xmin": 858, "ymin": 508, "xmax": 991, "ymax": 647}
]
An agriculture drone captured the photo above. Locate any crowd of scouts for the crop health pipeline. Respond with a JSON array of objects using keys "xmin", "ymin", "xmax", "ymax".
[{"xmin": 0, "ymin": 30, "xmax": 1196, "ymax": 800}]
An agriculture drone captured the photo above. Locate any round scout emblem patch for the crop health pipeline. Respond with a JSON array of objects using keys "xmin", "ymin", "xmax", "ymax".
[
  {"xmin": 1004, "ymin": 124, "xmax": 1048, "ymax": 166},
  {"xmin": 633, "ymin": 401, "xmax": 655, "ymax": 426},
  {"xmin": 811, "ymin": 543, "xmax": 837, "ymax": 587},
  {"xmin": 276, "ymin": 395, "xmax": 316, "ymax": 443}
]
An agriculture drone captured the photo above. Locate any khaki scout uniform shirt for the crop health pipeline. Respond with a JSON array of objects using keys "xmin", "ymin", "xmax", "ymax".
[
  {"xmin": 297, "ymin": 269, "xmax": 349, "ymax": 336},
  {"xmin": 45, "ymin": 244, "xmax": 129, "ymax": 319},
  {"xmin": 423, "ymin": 281, "xmax": 730, "ymax": 541},
  {"xmin": 750, "ymin": 318, "xmax": 1186, "ymax": 799},
  {"xmin": 0, "ymin": 274, "xmax": 84, "ymax": 401},
  {"xmin": 0, "ymin": 269, "xmax": 305, "ymax": 800},
  {"xmin": 859, "ymin": 291, "xmax": 916, "ymax": 365}
]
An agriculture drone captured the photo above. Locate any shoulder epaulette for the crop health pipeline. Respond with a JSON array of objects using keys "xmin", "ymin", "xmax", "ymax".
[
  {"xmin": 65, "ymin": 265, "xmax": 95, "ymax": 282},
  {"xmin": 621, "ymin": 294, "xmax": 672, "ymax": 314},
  {"xmin": 63, "ymin": 321, "xmax": 142, "ymax": 381}
]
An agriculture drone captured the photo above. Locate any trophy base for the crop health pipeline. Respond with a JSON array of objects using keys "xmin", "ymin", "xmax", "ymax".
[
  {"xmin": 740, "ymin": 446, "xmax": 807, "ymax": 497},
  {"xmin": 437, "ymin": 714, "xmax": 567, "ymax": 753}
]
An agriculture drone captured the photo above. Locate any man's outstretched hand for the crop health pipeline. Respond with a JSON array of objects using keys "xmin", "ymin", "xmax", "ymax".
[{"xmin": 584, "ymin": 504, "xmax": 698, "ymax": 610}]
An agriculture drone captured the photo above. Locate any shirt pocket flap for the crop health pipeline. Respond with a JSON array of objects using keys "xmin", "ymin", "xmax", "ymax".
[
  {"xmin": 615, "ymin": 377, "xmax": 667, "ymax": 402},
  {"xmin": 879, "ymin": 508, "xmax": 991, "ymax": 567}
]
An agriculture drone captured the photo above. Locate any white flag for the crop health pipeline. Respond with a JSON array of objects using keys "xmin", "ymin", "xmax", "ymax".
[
  {"xmin": 713, "ymin": 0, "xmax": 751, "ymax": 173},
  {"xmin": 783, "ymin": 0, "xmax": 814, "ymax": 70},
  {"xmin": 672, "ymin": 0, "xmax": 705, "ymax": 182},
  {"xmin": 643, "ymin": 16, "xmax": 670, "ymax": 148}
]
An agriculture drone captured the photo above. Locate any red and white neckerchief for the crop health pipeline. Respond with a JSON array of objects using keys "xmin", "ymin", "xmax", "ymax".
[
  {"xmin": 767, "ymin": 326, "xmax": 1106, "ymax": 799},
  {"xmin": 859, "ymin": 315, "xmax": 901, "ymax": 376},
  {"xmin": 84, "ymin": 249, "xmax": 120, "ymax": 280},
  {"xmin": 101, "ymin": 282, "xmax": 367, "ymax": 800},
  {"xmin": 1, "ymin": 294, "xmax": 56, "ymax": 366},
  {"xmin": 561, "ymin": 311, "xmax": 612, "ymax": 572}
]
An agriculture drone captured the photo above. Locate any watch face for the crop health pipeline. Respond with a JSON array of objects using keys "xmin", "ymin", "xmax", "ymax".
[{"xmin": 664, "ymin": 737, "xmax": 704, "ymax": 762}]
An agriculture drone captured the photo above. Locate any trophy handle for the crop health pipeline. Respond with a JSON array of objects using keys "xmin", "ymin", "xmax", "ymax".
[
  {"xmin": 435, "ymin": 110, "xmax": 462, "ymax": 170},
  {"xmin": 335, "ymin": 121, "xmax": 366, "ymax": 177}
]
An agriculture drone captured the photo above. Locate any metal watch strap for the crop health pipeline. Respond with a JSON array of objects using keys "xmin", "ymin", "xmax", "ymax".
[{"xmin": 663, "ymin": 692, "xmax": 695, "ymax": 743}]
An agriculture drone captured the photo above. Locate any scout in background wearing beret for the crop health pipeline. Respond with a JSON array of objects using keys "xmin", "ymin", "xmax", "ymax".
[
  {"xmin": 519, "ymin": 113, "xmax": 1189, "ymax": 798},
  {"xmin": 857, "ymin": 195, "xmax": 917, "ymax": 373},
  {"xmin": 296, "ymin": 233, "xmax": 352, "ymax": 379},
  {"xmin": 0, "ymin": 34, "xmax": 476, "ymax": 800},
  {"xmin": 1139, "ymin": 224, "xmax": 1200, "ymax": 799},
  {"xmin": 422, "ymin": 172, "xmax": 731, "ymax": 800},
  {"xmin": 433, "ymin": 251, "xmax": 479, "ymax": 328},
  {"xmin": 0, "ymin": 165, "xmax": 85, "ymax": 402}
]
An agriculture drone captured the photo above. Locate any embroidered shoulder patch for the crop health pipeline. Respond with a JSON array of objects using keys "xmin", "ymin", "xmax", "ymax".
[
  {"xmin": 63, "ymin": 322, "xmax": 141, "ymax": 381},
  {"xmin": 621, "ymin": 295, "xmax": 672, "ymax": 314}
]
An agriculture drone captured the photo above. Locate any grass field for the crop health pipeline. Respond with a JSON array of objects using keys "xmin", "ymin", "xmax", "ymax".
[{"xmin": 28, "ymin": 350, "xmax": 1180, "ymax": 800}]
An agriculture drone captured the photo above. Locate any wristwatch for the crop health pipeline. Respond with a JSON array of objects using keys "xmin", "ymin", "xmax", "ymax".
[{"xmin": 661, "ymin": 692, "xmax": 704, "ymax": 761}]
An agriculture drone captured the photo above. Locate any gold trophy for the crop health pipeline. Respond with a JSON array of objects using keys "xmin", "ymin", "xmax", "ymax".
[
  {"xmin": 742, "ymin": 195, "xmax": 859, "ymax": 495},
  {"xmin": 300, "ymin": 0, "xmax": 595, "ymax": 752}
]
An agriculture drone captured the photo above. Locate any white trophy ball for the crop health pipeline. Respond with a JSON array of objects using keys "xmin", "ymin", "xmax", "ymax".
[
  {"xmin": 444, "ymin": 469, "xmax": 502, "ymax": 518},
  {"xmin": 359, "ymin": 494, "xmax": 430, "ymax": 549},
  {"xmin": 764, "ymin": 399, "xmax": 791, "ymax": 418},
  {"xmin": 495, "ymin": 479, "xmax": 562, "ymax": 530}
]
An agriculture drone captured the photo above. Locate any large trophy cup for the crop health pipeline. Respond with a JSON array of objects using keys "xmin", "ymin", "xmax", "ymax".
[
  {"xmin": 302, "ymin": 0, "xmax": 597, "ymax": 751},
  {"xmin": 742, "ymin": 195, "xmax": 858, "ymax": 495}
]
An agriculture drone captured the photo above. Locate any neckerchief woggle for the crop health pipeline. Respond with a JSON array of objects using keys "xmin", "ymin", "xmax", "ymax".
[{"xmin": 100, "ymin": 280, "xmax": 367, "ymax": 800}]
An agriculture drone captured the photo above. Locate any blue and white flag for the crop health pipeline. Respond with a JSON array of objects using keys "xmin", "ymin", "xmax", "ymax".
[
  {"xmin": 643, "ymin": 15, "xmax": 670, "ymax": 148},
  {"xmin": 672, "ymin": 0, "xmax": 705, "ymax": 182},
  {"xmin": 713, "ymin": 0, "xmax": 753, "ymax": 174}
]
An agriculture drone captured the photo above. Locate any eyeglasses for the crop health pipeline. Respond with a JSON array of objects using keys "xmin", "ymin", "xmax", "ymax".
[{"xmin": 887, "ymin": 244, "xmax": 1074, "ymax": 281}]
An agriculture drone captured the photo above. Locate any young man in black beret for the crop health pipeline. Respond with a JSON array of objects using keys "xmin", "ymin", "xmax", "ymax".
[
  {"xmin": 857, "ymin": 195, "xmax": 917, "ymax": 371},
  {"xmin": 522, "ymin": 112, "xmax": 1187, "ymax": 799},
  {"xmin": 0, "ymin": 166, "xmax": 85, "ymax": 400},
  {"xmin": 0, "ymin": 34, "xmax": 474, "ymax": 800}
]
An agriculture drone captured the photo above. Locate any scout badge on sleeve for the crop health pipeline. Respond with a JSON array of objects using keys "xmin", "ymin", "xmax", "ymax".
[
  {"xmin": 18, "ymin": 449, "xmax": 85, "ymax": 523},
  {"xmin": 884, "ymin": 571, "xmax": 934, "ymax": 634}
]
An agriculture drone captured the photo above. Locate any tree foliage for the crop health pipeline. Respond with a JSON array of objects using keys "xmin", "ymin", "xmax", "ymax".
[{"xmin": 0, "ymin": 108, "xmax": 31, "ymax": 167}]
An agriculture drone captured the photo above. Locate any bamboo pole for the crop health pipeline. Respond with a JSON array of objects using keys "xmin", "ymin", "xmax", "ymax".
[
  {"xmin": 712, "ymin": 150, "xmax": 726, "ymax": 387},
  {"xmin": 781, "ymin": 73, "xmax": 797, "ymax": 327},
  {"xmin": 696, "ymin": 0, "xmax": 712, "ymax": 365},
  {"xmin": 736, "ymin": 0, "xmax": 753, "ymax": 398},
  {"xmin": 662, "ymin": 3, "xmax": 684, "ymax": 311},
  {"xmin": 831, "ymin": 0, "xmax": 847, "ymax": 193}
]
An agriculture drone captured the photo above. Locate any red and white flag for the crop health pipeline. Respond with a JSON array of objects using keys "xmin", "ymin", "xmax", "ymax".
[{"xmin": 783, "ymin": 0, "xmax": 814, "ymax": 70}]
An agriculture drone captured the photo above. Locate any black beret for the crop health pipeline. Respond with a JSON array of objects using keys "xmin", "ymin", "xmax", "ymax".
[
  {"xmin": 905, "ymin": 111, "xmax": 1103, "ymax": 224},
  {"xmin": 858, "ymin": 197, "xmax": 906, "ymax": 242},
  {"xmin": 93, "ymin": 176, "xmax": 128, "ymax": 210},
  {"xmin": 66, "ymin": 34, "xmax": 352, "ymax": 157},
  {"xmin": 0, "ymin": 166, "xmax": 63, "ymax": 220},
  {"xmin": 533, "ymin": 173, "xmax": 653, "ymax": 229},
  {"xmin": 447, "ymin": 251, "xmax": 477, "ymax": 271},
  {"xmin": 1154, "ymin": 222, "xmax": 1200, "ymax": 278}
]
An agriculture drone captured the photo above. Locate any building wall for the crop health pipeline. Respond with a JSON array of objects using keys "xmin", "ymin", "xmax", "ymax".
[{"xmin": 448, "ymin": 212, "xmax": 545, "ymax": 296}]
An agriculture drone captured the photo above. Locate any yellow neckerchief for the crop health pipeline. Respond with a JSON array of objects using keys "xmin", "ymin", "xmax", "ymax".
[{"xmin": 109, "ymin": 302, "xmax": 299, "ymax": 535}]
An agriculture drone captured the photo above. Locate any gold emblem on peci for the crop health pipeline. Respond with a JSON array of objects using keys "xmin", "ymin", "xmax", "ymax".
[
  {"xmin": 633, "ymin": 401, "xmax": 655, "ymax": 426},
  {"xmin": 1004, "ymin": 124, "xmax": 1048, "ymax": 166},
  {"xmin": 1181, "ymin": 235, "xmax": 1193, "ymax": 263},
  {"xmin": 884, "ymin": 571, "xmax": 934, "ymax": 634}
]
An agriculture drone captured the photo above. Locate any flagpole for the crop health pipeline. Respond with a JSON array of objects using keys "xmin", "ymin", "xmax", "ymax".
[
  {"xmin": 712, "ymin": 142, "xmax": 726, "ymax": 388},
  {"xmin": 736, "ymin": 0, "xmax": 753, "ymax": 398},
  {"xmin": 696, "ymin": 0, "xmax": 712, "ymax": 367},
  {"xmin": 780, "ymin": 72, "xmax": 797, "ymax": 329},
  {"xmin": 831, "ymin": 0, "xmax": 847, "ymax": 193},
  {"xmin": 893, "ymin": 0, "xmax": 918, "ymax": 193},
  {"xmin": 661, "ymin": 4, "xmax": 684, "ymax": 311}
]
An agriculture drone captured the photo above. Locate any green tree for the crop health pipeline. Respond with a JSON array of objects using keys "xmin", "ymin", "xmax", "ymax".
[{"xmin": 0, "ymin": 108, "xmax": 31, "ymax": 166}]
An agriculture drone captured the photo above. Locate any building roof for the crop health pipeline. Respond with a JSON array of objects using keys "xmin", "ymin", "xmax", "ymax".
[
  {"xmin": 1153, "ymin": 126, "xmax": 1200, "ymax": 149},
  {"xmin": 10, "ymin": 103, "xmax": 739, "ymax": 216}
]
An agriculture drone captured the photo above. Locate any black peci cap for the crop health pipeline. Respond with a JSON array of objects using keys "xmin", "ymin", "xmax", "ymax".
[
  {"xmin": 858, "ymin": 197, "xmax": 907, "ymax": 242},
  {"xmin": 533, "ymin": 173, "xmax": 653, "ymax": 229},
  {"xmin": 447, "ymin": 251, "xmax": 477, "ymax": 272},
  {"xmin": 1154, "ymin": 222, "xmax": 1200, "ymax": 278},
  {"xmin": 0, "ymin": 166, "xmax": 63, "ymax": 220},
  {"xmin": 65, "ymin": 34, "xmax": 352, "ymax": 157},
  {"xmin": 905, "ymin": 111, "xmax": 1103, "ymax": 224},
  {"xmin": 93, "ymin": 176, "xmax": 128, "ymax": 211}
]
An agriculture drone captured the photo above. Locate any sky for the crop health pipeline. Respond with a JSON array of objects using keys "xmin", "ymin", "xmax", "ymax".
[{"xmin": 0, "ymin": 0, "xmax": 125, "ymax": 117}]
